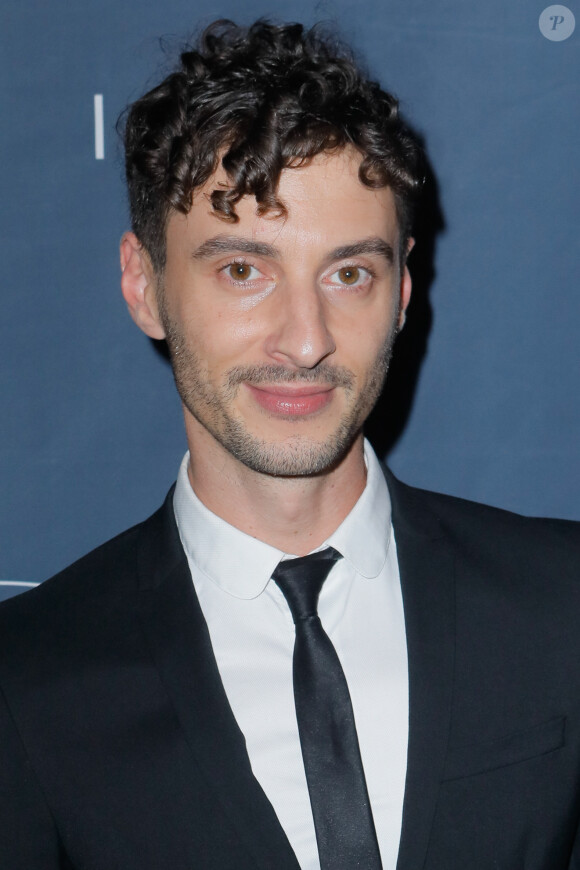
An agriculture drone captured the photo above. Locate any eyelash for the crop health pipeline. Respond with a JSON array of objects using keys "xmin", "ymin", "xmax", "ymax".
[
  {"xmin": 221, "ymin": 259, "xmax": 263, "ymax": 284},
  {"xmin": 219, "ymin": 259, "xmax": 376, "ymax": 287},
  {"xmin": 326, "ymin": 263, "xmax": 376, "ymax": 287}
]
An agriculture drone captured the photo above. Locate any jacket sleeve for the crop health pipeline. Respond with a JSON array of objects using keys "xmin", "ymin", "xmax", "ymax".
[
  {"xmin": 569, "ymin": 819, "xmax": 580, "ymax": 869},
  {"xmin": 0, "ymin": 685, "xmax": 65, "ymax": 868}
]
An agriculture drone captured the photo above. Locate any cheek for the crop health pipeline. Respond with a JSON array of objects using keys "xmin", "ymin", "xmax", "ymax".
[
  {"xmin": 187, "ymin": 309, "xmax": 265, "ymax": 375},
  {"xmin": 339, "ymin": 304, "xmax": 398, "ymax": 364},
  {"xmin": 209, "ymin": 298, "xmax": 274, "ymax": 353},
  {"xmin": 229, "ymin": 315, "xmax": 263, "ymax": 343}
]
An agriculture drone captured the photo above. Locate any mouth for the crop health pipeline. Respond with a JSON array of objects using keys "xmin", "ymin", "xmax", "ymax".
[{"xmin": 245, "ymin": 383, "xmax": 335, "ymax": 416}]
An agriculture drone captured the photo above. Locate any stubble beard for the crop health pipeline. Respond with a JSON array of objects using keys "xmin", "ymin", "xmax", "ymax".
[{"xmin": 160, "ymin": 303, "xmax": 398, "ymax": 478}]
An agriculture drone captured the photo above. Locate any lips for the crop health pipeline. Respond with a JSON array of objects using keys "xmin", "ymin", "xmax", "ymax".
[{"xmin": 245, "ymin": 383, "xmax": 335, "ymax": 416}]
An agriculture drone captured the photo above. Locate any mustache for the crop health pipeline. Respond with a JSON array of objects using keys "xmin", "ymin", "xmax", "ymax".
[{"xmin": 225, "ymin": 363, "xmax": 355, "ymax": 391}]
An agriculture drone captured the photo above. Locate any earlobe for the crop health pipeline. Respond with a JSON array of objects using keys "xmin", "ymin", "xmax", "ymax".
[
  {"xmin": 120, "ymin": 232, "xmax": 166, "ymax": 340},
  {"xmin": 397, "ymin": 238, "xmax": 414, "ymax": 331},
  {"xmin": 398, "ymin": 267, "xmax": 412, "ymax": 331}
]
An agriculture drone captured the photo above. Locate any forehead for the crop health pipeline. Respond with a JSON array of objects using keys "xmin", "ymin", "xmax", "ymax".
[{"xmin": 166, "ymin": 149, "xmax": 399, "ymax": 257}]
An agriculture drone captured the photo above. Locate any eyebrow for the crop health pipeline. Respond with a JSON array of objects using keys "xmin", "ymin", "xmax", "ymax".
[
  {"xmin": 191, "ymin": 235, "xmax": 395, "ymax": 264},
  {"xmin": 326, "ymin": 239, "xmax": 395, "ymax": 264},
  {"xmin": 192, "ymin": 236, "xmax": 279, "ymax": 260}
]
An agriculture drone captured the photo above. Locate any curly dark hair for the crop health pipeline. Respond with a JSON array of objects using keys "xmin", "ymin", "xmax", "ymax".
[{"xmin": 123, "ymin": 19, "xmax": 423, "ymax": 272}]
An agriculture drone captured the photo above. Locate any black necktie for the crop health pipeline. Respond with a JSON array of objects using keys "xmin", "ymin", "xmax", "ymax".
[{"xmin": 272, "ymin": 548, "xmax": 383, "ymax": 870}]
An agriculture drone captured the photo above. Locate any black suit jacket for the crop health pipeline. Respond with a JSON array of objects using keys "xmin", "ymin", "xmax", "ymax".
[{"xmin": 1, "ymin": 469, "xmax": 580, "ymax": 869}]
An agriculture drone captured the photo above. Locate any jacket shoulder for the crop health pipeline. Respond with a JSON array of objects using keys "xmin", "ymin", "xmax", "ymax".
[
  {"xmin": 385, "ymin": 466, "xmax": 580, "ymax": 565},
  {"xmin": 0, "ymin": 489, "xmax": 178, "ymax": 640}
]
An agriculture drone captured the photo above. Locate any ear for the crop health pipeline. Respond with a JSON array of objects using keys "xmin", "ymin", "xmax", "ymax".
[
  {"xmin": 120, "ymin": 232, "xmax": 166, "ymax": 340},
  {"xmin": 397, "ymin": 237, "xmax": 414, "ymax": 331}
]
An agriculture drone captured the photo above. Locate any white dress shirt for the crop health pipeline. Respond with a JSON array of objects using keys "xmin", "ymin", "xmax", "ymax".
[{"xmin": 173, "ymin": 440, "xmax": 408, "ymax": 870}]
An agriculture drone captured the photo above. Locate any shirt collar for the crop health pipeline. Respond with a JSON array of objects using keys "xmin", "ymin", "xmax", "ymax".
[
  {"xmin": 173, "ymin": 439, "xmax": 392, "ymax": 600},
  {"xmin": 326, "ymin": 441, "xmax": 392, "ymax": 579}
]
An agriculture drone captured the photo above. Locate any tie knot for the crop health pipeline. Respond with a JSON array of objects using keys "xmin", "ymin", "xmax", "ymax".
[{"xmin": 272, "ymin": 547, "xmax": 342, "ymax": 623}]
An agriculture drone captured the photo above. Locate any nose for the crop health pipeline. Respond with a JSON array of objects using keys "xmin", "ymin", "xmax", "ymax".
[{"xmin": 264, "ymin": 282, "xmax": 336, "ymax": 369}]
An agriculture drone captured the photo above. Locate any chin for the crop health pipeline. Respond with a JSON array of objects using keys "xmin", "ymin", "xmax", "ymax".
[{"xmin": 216, "ymin": 424, "xmax": 359, "ymax": 478}]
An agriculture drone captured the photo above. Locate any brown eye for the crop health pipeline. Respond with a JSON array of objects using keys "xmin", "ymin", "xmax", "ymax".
[
  {"xmin": 337, "ymin": 266, "xmax": 360, "ymax": 285},
  {"xmin": 228, "ymin": 263, "xmax": 254, "ymax": 281}
]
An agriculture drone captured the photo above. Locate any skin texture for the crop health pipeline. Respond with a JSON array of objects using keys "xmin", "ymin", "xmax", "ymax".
[{"xmin": 121, "ymin": 149, "xmax": 412, "ymax": 554}]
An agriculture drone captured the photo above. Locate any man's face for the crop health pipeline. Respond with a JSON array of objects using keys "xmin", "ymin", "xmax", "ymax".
[{"xmin": 149, "ymin": 149, "xmax": 411, "ymax": 477}]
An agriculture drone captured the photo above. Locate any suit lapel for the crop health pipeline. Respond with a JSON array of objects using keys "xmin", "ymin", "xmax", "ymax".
[
  {"xmin": 136, "ymin": 493, "xmax": 300, "ymax": 870},
  {"xmin": 385, "ymin": 470, "xmax": 456, "ymax": 870}
]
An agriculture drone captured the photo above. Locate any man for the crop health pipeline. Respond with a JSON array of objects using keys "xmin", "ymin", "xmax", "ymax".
[{"xmin": 0, "ymin": 19, "xmax": 579, "ymax": 870}]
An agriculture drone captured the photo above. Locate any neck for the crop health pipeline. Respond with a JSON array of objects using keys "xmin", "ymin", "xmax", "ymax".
[{"xmin": 184, "ymin": 422, "xmax": 367, "ymax": 556}]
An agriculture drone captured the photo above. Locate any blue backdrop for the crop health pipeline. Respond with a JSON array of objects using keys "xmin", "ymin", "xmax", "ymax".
[{"xmin": 1, "ymin": 1, "xmax": 579, "ymax": 585}]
